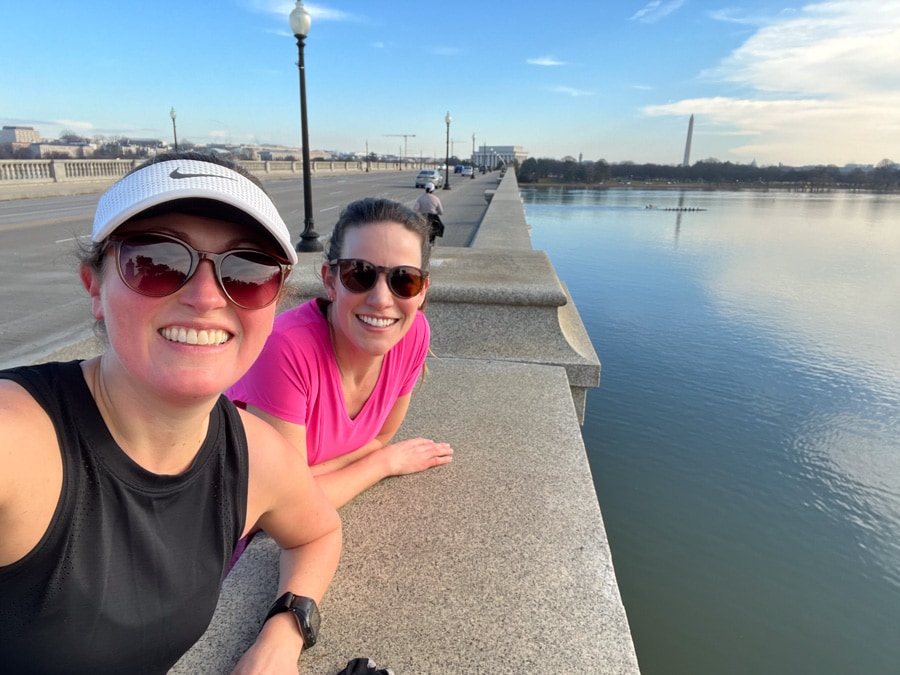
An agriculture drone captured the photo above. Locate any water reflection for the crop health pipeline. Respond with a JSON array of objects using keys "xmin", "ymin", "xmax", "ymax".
[{"xmin": 522, "ymin": 186, "xmax": 900, "ymax": 675}]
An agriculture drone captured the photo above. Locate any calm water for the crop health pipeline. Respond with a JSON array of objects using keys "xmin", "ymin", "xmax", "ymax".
[{"xmin": 522, "ymin": 187, "xmax": 900, "ymax": 675}]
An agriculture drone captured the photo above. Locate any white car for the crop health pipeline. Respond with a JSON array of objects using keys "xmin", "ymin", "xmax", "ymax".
[
  {"xmin": 415, "ymin": 169, "xmax": 443, "ymax": 188},
  {"xmin": 461, "ymin": 166, "xmax": 474, "ymax": 177}
]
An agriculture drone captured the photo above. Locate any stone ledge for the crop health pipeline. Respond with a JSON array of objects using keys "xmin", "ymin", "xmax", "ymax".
[{"xmin": 172, "ymin": 359, "xmax": 638, "ymax": 675}]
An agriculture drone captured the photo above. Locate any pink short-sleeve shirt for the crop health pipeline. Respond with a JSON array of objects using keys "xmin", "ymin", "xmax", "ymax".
[{"xmin": 228, "ymin": 298, "xmax": 430, "ymax": 465}]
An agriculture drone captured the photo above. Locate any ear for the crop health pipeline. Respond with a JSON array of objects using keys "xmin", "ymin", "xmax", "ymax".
[
  {"xmin": 418, "ymin": 275, "xmax": 431, "ymax": 306},
  {"xmin": 80, "ymin": 264, "xmax": 105, "ymax": 320},
  {"xmin": 321, "ymin": 262, "xmax": 337, "ymax": 300}
]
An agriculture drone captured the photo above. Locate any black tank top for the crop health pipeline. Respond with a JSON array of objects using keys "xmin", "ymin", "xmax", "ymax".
[{"xmin": 0, "ymin": 361, "xmax": 248, "ymax": 674}]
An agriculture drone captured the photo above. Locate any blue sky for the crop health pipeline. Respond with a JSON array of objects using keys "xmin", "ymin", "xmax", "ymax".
[{"xmin": 2, "ymin": 0, "xmax": 898, "ymax": 167}]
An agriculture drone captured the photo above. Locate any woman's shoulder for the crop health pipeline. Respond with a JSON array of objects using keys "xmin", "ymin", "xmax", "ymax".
[
  {"xmin": 390, "ymin": 310, "xmax": 429, "ymax": 364},
  {"xmin": 236, "ymin": 407, "xmax": 306, "ymax": 479},
  {"xmin": 0, "ymin": 373, "xmax": 65, "ymax": 550},
  {"xmin": 410, "ymin": 309, "xmax": 430, "ymax": 340},
  {"xmin": 0, "ymin": 361, "xmax": 85, "ymax": 426},
  {"xmin": 0, "ymin": 376, "xmax": 54, "ymax": 429}
]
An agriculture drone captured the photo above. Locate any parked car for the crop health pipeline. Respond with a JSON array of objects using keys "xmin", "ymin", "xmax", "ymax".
[
  {"xmin": 415, "ymin": 169, "xmax": 443, "ymax": 188},
  {"xmin": 461, "ymin": 166, "xmax": 474, "ymax": 177}
]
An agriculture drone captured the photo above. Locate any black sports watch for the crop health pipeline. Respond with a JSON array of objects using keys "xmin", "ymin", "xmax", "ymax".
[{"xmin": 264, "ymin": 592, "xmax": 320, "ymax": 648}]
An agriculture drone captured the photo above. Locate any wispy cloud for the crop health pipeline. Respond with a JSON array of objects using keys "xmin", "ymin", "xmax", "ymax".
[
  {"xmin": 54, "ymin": 119, "xmax": 95, "ymax": 132},
  {"xmin": 707, "ymin": 7, "xmax": 791, "ymax": 26},
  {"xmin": 716, "ymin": 2, "xmax": 900, "ymax": 96},
  {"xmin": 243, "ymin": 1, "xmax": 361, "ymax": 22},
  {"xmin": 302, "ymin": 3, "xmax": 357, "ymax": 21},
  {"xmin": 629, "ymin": 0, "xmax": 685, "ymax": 23},
  {"xmin": 527, "ymin": 56, "xmax": 566, "ymax": 66},
  {"xmin": 252, "ymin": 2, "xmax": 363, "ymax": 37},
  {"xmin": 643, "ymin": 0, "xmax": 900, "ymax": 164},
  {"xmin": 552, "ymin": 86, "xmax": 593, "ymax": 97}
]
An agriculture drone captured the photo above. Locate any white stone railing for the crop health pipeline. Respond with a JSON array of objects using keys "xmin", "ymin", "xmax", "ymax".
[
  {"xmin": 0, "ymin": 159, "xmax": 413, "ymax": 186},
  {"xmin": 242, "ymin": 160, "xmax": 405, "ymax": 176},
  {"xmin": 0, "ymin": 159, "xmax": 55, "ymax": 182},
  {"xmin": 0, "ymin": 159, "xmax": 137, "ymax": 183}
]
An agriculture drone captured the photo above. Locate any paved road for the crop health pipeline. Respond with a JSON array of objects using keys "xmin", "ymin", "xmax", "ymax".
[{"xmin": 0, "ymin": 169, "xmax": 492, "ymax": 368}]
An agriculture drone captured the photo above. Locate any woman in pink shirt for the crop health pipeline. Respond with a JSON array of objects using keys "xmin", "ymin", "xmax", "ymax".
[{"xmin": 229, "ymin": 198, "xmax": 453, "ymax": 508}]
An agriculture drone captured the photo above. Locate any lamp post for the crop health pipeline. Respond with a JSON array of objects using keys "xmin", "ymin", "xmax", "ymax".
[
  {"xmin": 289, "ymin": 0, "xmax": 322, "ymax": 252},
  {"xmin": 169, "ymin": 107, "xmax": 178, "ymax": 152},
  {"xmin": 471, "ymin": 132, "xmax": 476, "ymax": 179},
  {"xmin": 443, "ymin": 111, "xmax": 451, "ymax": 190}
]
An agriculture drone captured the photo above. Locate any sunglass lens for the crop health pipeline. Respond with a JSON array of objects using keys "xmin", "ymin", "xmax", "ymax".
[
  {"xmin": 388, "ymin": 267, "xmax": 424, "ymax": 298},
  {"xmin": 220, "ymin": 251, "xmax": 284, "ymax": 308},
  {"xmin": 341, "ymin": 260, "xmax": 378, "ymax": 293},
  {"xmin": 118, "ymin": 237, "xmax": 191, "ymax": 296}
]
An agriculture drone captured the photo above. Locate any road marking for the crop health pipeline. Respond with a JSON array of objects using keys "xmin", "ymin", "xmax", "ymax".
[{"xmin": 0, "ymin": 215, "xmax": 87, "ymax": 232}]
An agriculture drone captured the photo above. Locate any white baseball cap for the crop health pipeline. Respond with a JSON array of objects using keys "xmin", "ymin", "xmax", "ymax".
[
  {"xmin": 424, "ymin": 182, "xmax": 435, "ymax": 191},
  {"xmin": 92, "ymin": 158, "xmax": 297, "ymax": 264}
]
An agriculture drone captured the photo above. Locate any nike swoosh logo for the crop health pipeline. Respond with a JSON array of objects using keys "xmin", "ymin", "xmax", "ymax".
[{"xmin": 169, "ymin": 168, "xmax": 236, "ymax": 180}]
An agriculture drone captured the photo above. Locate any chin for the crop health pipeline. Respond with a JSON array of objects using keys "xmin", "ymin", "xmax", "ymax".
[{"xmin": 157, "ymin": 368, "xmax": 236, "ymax": 401}]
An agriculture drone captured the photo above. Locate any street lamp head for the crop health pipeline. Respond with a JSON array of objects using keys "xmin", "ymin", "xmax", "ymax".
[
  {"xmin": 289, "ymin": 0, "xmax": 311, "ymax": 37},
  {"xmin": 445, "ymin": 111, "xmax": 452, "ymax": 126},
  {"xmin": 170, "ymin": 107, "xmax": 176, "ymax": 121}
]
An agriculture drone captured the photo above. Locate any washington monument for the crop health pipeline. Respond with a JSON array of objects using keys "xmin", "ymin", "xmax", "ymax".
[{"xmin": 682, "ymin": 114, "xmax": 694, "ymax": 167}]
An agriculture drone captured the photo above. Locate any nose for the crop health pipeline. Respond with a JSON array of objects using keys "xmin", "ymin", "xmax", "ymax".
[
  {"xmin": 179, "ymin": 258, "xmax": 229, "ymax": 310},
  {"xmin": 366, "ymin": 271, "xmax": 395, "ymax": 308}
]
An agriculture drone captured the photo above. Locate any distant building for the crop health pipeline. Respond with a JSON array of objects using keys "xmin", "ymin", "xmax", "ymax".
[
  {"xmin": 226, "ymin": 144, "xmax": 325, "ymax": 161},
  {"xmin": 2, "ymin": 126, "xmax": 44, "ymax": 155},
  {"xmin": 472, "ymin": 145, "xmax": 528, "ymax": 168},
  {"xmin": 28, "ymin": 142, "xmax": 94, "ymax": 159},
  {"xmin": 127, "ymin": 138, "xmax": 165, "ymax": 151},
  {"xmin": 0, "ymin": 126, "xmax": 42, "ymax": 144}
]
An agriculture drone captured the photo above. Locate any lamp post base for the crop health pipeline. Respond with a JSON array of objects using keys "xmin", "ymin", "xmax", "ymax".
[{"xmin": 295, "ymin": 229, "xmax": 323, "ymax": 252}]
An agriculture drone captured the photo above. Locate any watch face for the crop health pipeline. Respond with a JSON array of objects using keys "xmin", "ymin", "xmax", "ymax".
[
  {"xmin": 290, "ymin": 595, "xmax": 320, "ymax": 648},
  {"xmin": 306, "ymin": 601, "xmax": 321, "ymax": 642}
]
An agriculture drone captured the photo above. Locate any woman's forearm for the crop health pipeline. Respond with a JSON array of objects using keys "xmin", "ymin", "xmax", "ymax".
[
  {"xmin": 313, "ymin": 450, "xmax": 390, "ymax": 508},
  {"xmin": 308, "ymin": 439, "xmax": 384, "ymax": 476},
  {"xmin": 234, "ymin": 515, "xmax": 342, "ymax": 673}
]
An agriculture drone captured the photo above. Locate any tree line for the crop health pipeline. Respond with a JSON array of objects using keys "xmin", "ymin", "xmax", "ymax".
[{"xmin": 516, "ymin": 157, "xmax": 900, "ymax": 191}]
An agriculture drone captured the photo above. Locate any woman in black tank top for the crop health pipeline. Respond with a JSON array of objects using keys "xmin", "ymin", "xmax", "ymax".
[{"xmin": 0, "ymin": 152, "xmax": 342, "ymax": 673}]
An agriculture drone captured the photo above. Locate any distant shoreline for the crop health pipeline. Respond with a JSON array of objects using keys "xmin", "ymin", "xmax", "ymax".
[{"xmin": 518, "ymin": 181, "xmax": 899, "ymax": 193}]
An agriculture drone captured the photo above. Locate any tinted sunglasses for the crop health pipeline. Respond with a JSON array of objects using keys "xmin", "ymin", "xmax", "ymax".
[
  {"xmin": 330, "ymin": 258, "xmax": 428, "ymax": 299},
  {"xmin": 106, "ymin": 232, "xmax": 290, "ymax": 309}
]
